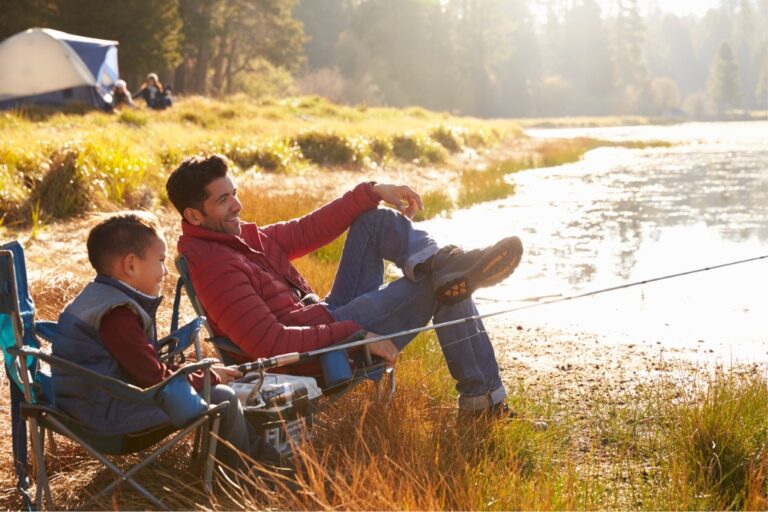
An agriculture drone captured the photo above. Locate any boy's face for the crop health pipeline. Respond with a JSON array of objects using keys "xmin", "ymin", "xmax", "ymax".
[
  {"xmin": 188, "ymin": 175, "xmax": 242, "ymax": 236},
  {"xmin": 130, "ymin": 236, "xmax": 168, "ymax": 296}
]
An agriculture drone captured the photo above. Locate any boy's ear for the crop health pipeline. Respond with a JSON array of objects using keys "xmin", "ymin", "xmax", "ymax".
[
  {"xmin": 111, "ymin": 253, "xmax": 136, "ymax": 280},
  {"xmin": 183, "ymin": 207, "xmax": 204, "ymax": 226}
]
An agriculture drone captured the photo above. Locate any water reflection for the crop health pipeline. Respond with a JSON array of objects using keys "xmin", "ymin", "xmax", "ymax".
[{"xmin": 423, "ymin": 122, "xmax": 768, "ymax": 359}]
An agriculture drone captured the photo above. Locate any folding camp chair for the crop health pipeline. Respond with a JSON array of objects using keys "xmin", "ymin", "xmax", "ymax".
[
  {"xmin": 171, "ymin": 255, "xmax": 396, "ymax": 403},
  {"xmin": 0, "ymin": 241, "xmax": 228, "ymax": 510}
]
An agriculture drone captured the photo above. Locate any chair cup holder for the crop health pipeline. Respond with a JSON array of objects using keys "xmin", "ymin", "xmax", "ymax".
[{"xmin": 320, "ymin": 350, "xmax": 352, "ymax": 386}]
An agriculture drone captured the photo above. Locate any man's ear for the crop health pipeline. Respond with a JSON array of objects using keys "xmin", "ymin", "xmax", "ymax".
[{"xmin": 183, "ymin": 207, "xmax": 205, "ymax": 226}]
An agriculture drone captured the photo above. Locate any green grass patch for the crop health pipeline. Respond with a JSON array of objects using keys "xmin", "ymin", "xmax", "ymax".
[
  {"xmin": 668, "ymin": 372, "xmax": 768, "ymax": 509},
  {"xmin": 458, "ymin": 165, "xmax": 516, "ymax": 207},
  {"xmin": 413, "ymin": 189, "xmax": 454, "ymax": 222},
  {"xmin": 117, "ymin": 109, "xmax": 148, "ymax": 127}
]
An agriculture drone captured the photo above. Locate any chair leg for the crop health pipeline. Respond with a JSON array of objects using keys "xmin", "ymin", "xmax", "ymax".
[
  {"xmin": 28, "ymin": 417, "xmax": 54, "ymax": 511},
  {"xmin": 43, "ymin": 415, "xmax": 174, "ymax": 511},
  {"xmin": 45, "ymin": 429, "xmax": 60, "ymax": 472},
  {"xmin": 202, "ymin": 414, "xmax": 222, "ymax": 493}
]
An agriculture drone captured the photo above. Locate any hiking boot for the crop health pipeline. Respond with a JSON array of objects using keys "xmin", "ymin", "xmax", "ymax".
[
  {"xmin": 458, "ymin": 402, "xmax": 548, "ymax": 430},
  {"xmin": 429, "ymin": 236, "xmax": 523, "ymax": 305}
]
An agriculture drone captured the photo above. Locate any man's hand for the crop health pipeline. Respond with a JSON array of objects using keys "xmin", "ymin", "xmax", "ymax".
[
  {"xmin": 211, "ymin": 364, "xmax": 242, "ymax": 385},
  {"xmin": 364, "ymin": 331, "xmax": 399, "ymax": 367},
  {"xmin": 371, "ymin": 183, "xmax": 424, "ymax": 219}
]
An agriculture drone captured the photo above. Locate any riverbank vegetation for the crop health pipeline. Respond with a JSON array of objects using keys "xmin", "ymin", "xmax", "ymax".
[
  {"xmin": 2, "ymin": 96, "xmax": 764, "ymax": 510},
  {"xmin": 0, "ymin": 95, "xmax": 667, "ymax": 228}
]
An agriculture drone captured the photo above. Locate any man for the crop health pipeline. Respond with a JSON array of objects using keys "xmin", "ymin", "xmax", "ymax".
[{"xmin": 166, "ymin": 154, "xmax": 523, "ymax": 416}]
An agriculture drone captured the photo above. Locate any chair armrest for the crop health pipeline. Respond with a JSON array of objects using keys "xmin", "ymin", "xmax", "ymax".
[
  {"xmin": 11, "ymin": 346, "xmax": 218, "ymax": 405},
  {"xmin": 149, "ymin": 358, "xmax": 219, "ymax": 399},
  {"xmin": 157, "ymin": 316, "xmax": 206, "ymax": 363},
  {"xmin": 35, "ymin": 321, "xmax": 58, "ymax": 342}
]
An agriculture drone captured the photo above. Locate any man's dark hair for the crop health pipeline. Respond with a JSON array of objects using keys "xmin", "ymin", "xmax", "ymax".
[
  {"xmin": 87, "ymin": 212, "xmax": 162, "ymax": 275},
  {"xmin": 166, "ymin": 154, "xmax": 230, "ymax": 216}
]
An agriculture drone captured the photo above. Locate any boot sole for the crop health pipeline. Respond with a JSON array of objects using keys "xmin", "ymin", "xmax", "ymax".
[{"xmin": 434, "ymin": 236, "xmax": 523, "ymax": 305}]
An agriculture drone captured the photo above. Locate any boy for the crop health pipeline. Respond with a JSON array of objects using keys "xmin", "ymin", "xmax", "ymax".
[{"xmin": 52, "ymin": 212, "xmax": 275, "ymax": 470}]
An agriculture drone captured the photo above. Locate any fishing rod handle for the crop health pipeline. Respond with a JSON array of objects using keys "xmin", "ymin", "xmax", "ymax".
[{"xmin": 236, "ymin": 352, "xmax": 301, "ymax": 374}]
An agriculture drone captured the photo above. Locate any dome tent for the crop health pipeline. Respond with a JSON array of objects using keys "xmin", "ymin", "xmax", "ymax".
[{"xmin": 0, "ymin": 28, "xmax": 119, "ymax": 110}]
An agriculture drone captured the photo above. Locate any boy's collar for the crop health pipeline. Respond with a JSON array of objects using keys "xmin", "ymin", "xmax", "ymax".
[{"xmin": 94, "ymin": 275, "xmax": 163, "ymax": 317}]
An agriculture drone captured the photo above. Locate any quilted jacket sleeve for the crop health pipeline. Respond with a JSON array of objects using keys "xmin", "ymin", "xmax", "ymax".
[
  {"xmin": 190, "ymin": 253, "xmax": 361, "ymax": 359},
  {"xmin": 260, "ymin": 182, "xmax": 380, "ymax": 260}
]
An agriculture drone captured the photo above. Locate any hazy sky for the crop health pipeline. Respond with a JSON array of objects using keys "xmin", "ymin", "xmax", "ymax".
[
  {"xmin": 601, "ymin": 0, "xmax": 722, "ymax": 17},
  {"xmin": 533, "ymin": 0, "xmax": 724, "ymax": 19}
]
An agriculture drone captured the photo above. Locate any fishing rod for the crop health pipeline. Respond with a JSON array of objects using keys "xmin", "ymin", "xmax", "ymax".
[{"xmin": 237, "ymin": 253, "xmax": 768, "ymax": 373}]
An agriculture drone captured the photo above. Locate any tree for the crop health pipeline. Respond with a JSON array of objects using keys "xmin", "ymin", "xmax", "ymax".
[
  {"xmin": 706, "ymin": 41, "xmax": 741, "ymax": 113},
  {"xmin": 207, "ymin": 0, "xmax": 306, "ymax": 95},
  {"xmin": 755, "ymin": 45, "xmax": 768, "ymax": 109},
  {"xmin": 175, "ymin": 0, "xmax": 219, "ymax": 94},
  {"xmin": 294, "ymin": 0, "xmax": 349, "ymax": 70},
  {"xmin": 612, "ymin": 0, "xmax": 652, "ymax": 113},
  {"xmin": 650, "ymin": 77, "xmax": 682, "ymax": 114},
  {"xmin": 0, "ymin": 0, "xmax": 55, "ymax": 40},
  {"xmin": 55, "ymin": 0, "xmax": 183, "ymax": 87}
]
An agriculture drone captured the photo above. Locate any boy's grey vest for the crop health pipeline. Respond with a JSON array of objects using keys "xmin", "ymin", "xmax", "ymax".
[{"xmin": 52, "ymin": 276, "xmax": 169, "ymax": 433}]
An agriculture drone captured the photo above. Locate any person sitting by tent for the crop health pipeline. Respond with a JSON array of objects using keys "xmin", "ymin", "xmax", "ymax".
[
  {"xmin": 133, "ymin": 73, "xmax": 172, "ymax": 110},
  {"xmin": 107, "ymin": 80, "xmax": 134, "ymax": 111}
]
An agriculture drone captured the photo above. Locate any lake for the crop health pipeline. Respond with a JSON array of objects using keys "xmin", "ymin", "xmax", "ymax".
[{"xmin": 423, "ymin": 121, "xmax": 768, "ymax": 362}]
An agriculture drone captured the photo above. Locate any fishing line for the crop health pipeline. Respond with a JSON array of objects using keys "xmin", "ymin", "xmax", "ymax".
[{"xmin": 238, "ymin": 253, "xmax": 768, "ymax": 372}]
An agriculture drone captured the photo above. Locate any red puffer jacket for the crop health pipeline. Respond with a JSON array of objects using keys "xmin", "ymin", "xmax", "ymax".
[{"xmin": 177, "ymin": 182, "xmax": 380, "ymax": 361}]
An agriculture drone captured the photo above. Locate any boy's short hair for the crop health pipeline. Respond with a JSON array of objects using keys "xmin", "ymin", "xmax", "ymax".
[
  {"xmin": 165, "ymin": 154, "xmax": 230, "ymax": 216},
  {"xmin": 87, "ymin": 212, "xmax": 162, "ymax": 275}
]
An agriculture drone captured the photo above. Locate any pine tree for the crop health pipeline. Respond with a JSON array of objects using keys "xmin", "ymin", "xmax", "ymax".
[{"xmin": 706, "ymin": 41, "xmax": 741, "ymax": 113}]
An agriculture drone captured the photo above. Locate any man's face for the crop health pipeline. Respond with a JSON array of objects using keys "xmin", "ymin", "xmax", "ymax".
[{"xmin": 193, "ymin": 176, "xmax": 242, "ymax": 236}]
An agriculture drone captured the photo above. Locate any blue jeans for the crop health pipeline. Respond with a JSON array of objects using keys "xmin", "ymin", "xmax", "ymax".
[{"xmin": 325, "ymin": 208, "xmax": 506, "ymax": 411}]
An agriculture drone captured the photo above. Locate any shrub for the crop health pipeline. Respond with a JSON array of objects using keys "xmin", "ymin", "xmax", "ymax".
[
  {"xmin": 465, "ymin": 129, "xmax": 491, "ymax": 148},
  {"xmin": 368, "ymin": 137, "xmax": 392, "ymax": 164},
  {"xmin": 430, "ymin": 125, "xmax": 465, "ymax": 153},
  {"xmin": 76, "ymin": 139, "xmax": 154, "ymax": 206},
  {"xmin": 30, "ymin": 145, "xmax": 91, "ymax": 218},
  {"xmin": 392, "ymin": 133, "xmax": 447, "ymax": 164},
  {"xmin": 228, "ymin": 139, "xmax": 302, "ymax": 172},
  {"xmin": 179, "ymin": 110, "xmax": 215, "ymax": 128},
  {"xmin": 0, "ymin": 165, "xmax": 27, "ymax": 217},
  {"xmin": 294, "ymin": 131, "xmax": 357, "ymax": 166}
]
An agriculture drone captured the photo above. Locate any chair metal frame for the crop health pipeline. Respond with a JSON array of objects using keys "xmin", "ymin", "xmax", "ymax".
[
  {"xmin": 0, "ymin": 243, "xmax": 228, "ymax": 510},
  {"xmin": 170, "ymin": 255, "xmax": 396, "ymax": 404}
]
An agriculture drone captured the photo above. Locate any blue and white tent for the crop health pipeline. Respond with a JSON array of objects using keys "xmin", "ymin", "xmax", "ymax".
[{"xmin": 0, "ymin": 28, "xmax": 120, "ymax": 110}]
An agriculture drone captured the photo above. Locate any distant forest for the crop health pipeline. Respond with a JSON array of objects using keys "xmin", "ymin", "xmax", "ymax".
[{"xmin": 3, "ymin": 0, "xmax": 766, "ymax": 118}]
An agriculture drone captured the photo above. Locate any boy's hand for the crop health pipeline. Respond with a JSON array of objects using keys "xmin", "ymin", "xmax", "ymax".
[
  {"xmin": 371, "ymin": 183, "xmax": 424, "ymax": 219},
  {"xmin": 211, "ymin": 364, "xmax": 242, "ymax": 385}
]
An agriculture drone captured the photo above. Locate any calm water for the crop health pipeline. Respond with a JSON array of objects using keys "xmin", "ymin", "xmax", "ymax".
[{"xmin": 423, "ymin": 121, "xmax": 768, "ymax": 361}]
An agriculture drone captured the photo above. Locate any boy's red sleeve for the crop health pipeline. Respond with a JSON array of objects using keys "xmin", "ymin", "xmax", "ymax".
[{"xmin": 99, "ymin": 306, "xmax": 219, "ymax": 391}]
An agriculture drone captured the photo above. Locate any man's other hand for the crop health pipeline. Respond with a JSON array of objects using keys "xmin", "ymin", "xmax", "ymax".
[
  {"xmin": 372, "ymin": 183, "xmax": 424, "ymax": 219},
  {"xmin": 211, "ymin": 364, "xmax": 243, "ymax": 385},
  {"xmin": 365, "ymin": 332, "xmax": 399, "ymax": 367}
]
